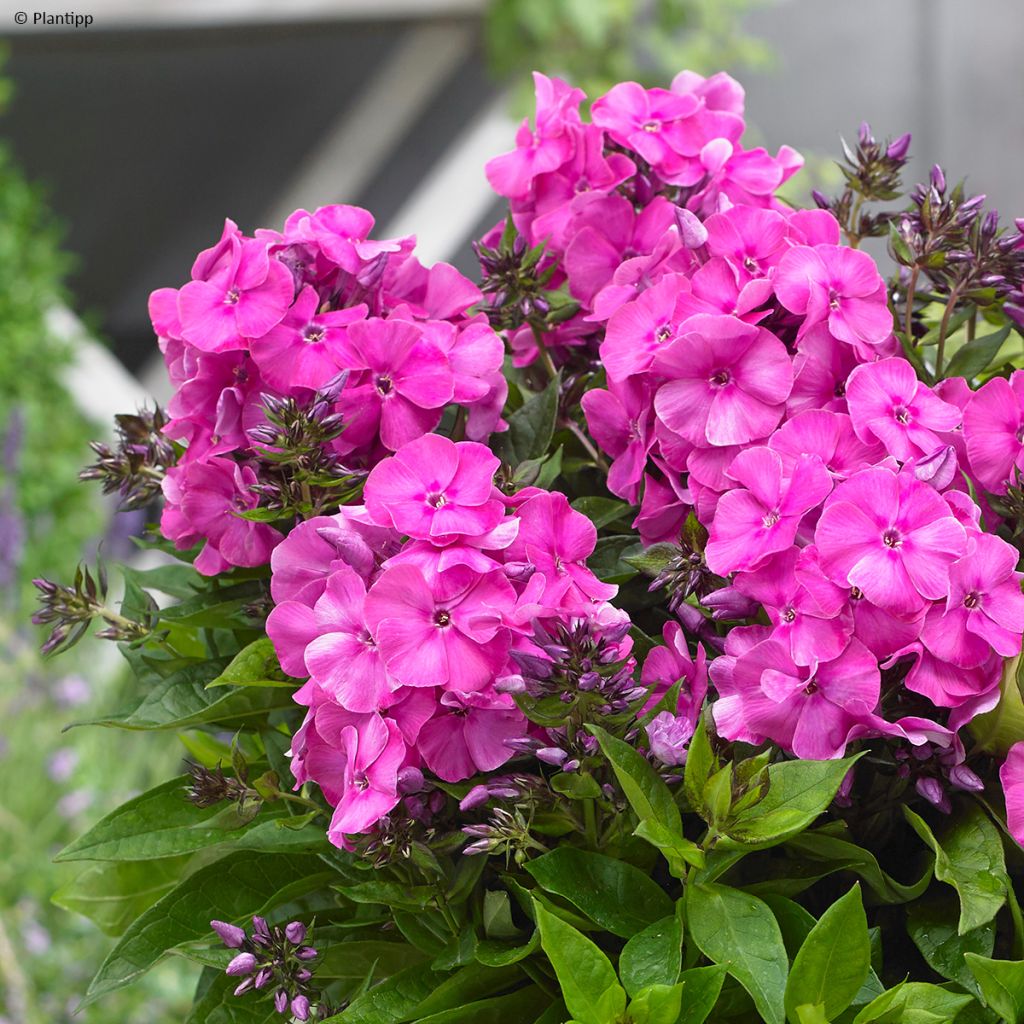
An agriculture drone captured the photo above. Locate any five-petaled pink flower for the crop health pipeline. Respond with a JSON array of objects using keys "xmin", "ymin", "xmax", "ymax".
[{"xmin": 963, "ymin": 371, "xmax": 1024, "ymax": 493}]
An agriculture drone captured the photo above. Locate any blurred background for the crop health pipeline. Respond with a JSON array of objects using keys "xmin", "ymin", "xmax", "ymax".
[{"xmin": 0, "ymin": 0, "xmax": 1021, "ymax": 1019}]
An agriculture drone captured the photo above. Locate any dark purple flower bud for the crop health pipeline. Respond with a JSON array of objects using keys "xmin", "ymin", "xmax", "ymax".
[
  {"xmin": 211, "ymin": 919, "xmax": 247, "ymax": 948},
  {"xmin": 296, "ymin": 946, "xmax": 318, "ymax": 961},
  {"xmin": 396, "ymin": 767, "xmax": 424, "ymax": 795},
  {"xmin": 252, "ymin": 916, "xmax": 270, "ymax": 938},
  {"xmin": 701, "ymin": 587, "xmax": 758, "ymax": 620},
  {"xmin": 916, "ymin": 776, "xmax": 948, "ymax": 810},
  {"xmin": 562, "ymin": 759, "xmax": 581, "ymax": 773},
  {"xmin": 536, "ymin": 747, "xmax": 568, "ymax": 766},
  {"xmin": 930, "ymin": 164, "xmax": 946, "ymax": 193},
  {"xmin": 1005, "ymin": 302, "xmax": 1024, "ymax": 329},
  {"xmin": 274, "ymin": 989, "xmax": 289, "ymax": 1014},
  {"xmin": 291, "ymin": 995, "xmax": 311, "ymax": 1021},
  {"xmin": 886, "ymin": 132, "xmax": 911, "ymax": 161},
  {"xmin": 983, "ymin": 210, "xmax": 1000, "ymax": 239},
  {"xmin": 811, "ymin": 189, "xmax": 831, "ymax": 210},
  {"xmin": 296, "ymin": 968, "xmax": 312, "ymax": 983},
  {"xmin": 254, "ymin": 967, "xmax": 273, "ymax": 989},
  {"xmin": 226, "ymin": 952, "xmax": 257, "ymax": 977},
  {"xmin": 285, "ymin": 922, "xmax": 307, "ymax": 945},
  {"xmin": 858, "ymin": 121, "xmax": 873, "ymax": 146},
  {"xmin": 914, "ymin": 445, "xmax": 958, "ymax": 491},
  {"xmin": 463, "ymin": 839, "xmax": 492, "ymax": 856},
  {"xmin": 459, "ymin": 785, "xmax": 490, "ymax": 812},
  {"xmin": 234, "ymin": 978, "xmax": 255, "ymax": 996}
]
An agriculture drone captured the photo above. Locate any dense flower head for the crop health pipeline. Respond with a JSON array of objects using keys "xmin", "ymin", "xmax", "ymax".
[
  {"xmin": 152, "ymin": 206, "xmax": 507, "ymax": 574},
  {"xmin": 268, "ymin": 434, "xmax": 630, "ymax": 848}
]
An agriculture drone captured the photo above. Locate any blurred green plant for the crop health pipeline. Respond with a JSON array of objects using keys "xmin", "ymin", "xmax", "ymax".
[{"xmin": 484, "ymin": 0, "xmax": 773, "ymax": 112}]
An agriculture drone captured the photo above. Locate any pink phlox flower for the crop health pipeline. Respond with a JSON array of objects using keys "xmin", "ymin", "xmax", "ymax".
[
  {"xmin": 775, "ymin": 243, "xmax": 893, "ymax": 355},
  {"xmin": 671, "ymin": 256, "xmax": 774, "ymax": 323},
  {"xmin": 705, "ymin": 447, "xmax": 833, "ymax": 575},
  {"xmin": 704, "ymin": 205, "xmax": 788, "ymax": 278},
  {"xmin": 633, "ymin": 466, "xmax": 692, "ymax": 546},
  {"xmin": 816, "ymin": 467, "xmax": 966, "ymax": 615},
  {"xmin": 250, "ymin": 285, "xmax": 367, "ymax": 390},
  {"xmin": 999, "ymin": 743, "xmax": 1024, "ymax": 848},
  {"xmin": 178, "ymin": 234, "xmax": 295, "ymax": 352},
  {"xmin": 671, "ymin": 70, "xmax": 746, "ymax": 115},
  {"xmin": 640, "ymin": 620, "xmax": 708, "ymax": 717},
  {"xmin": 848, "ymin": 586, "xmax": 924, "ymax": 660},
  {"xmin": 365, "ymin": 563, "xmax": 514, "ymax": 691},
  {"xmin": 382, "ymin": 256, "xmax": 482, "ymax": 321},
  {"xmin": 653, "ymin": 313, "xmax": 793, "ymax": 446},
  {"xmin": 335, "ymin": 318, "xmax": 454, "ymax": 451},
  {"xmin": 686, "ymin": 144, "xmax": 803, "ymax": 217},
  {"xmin": 886, "ymin": 642, "xmax": 1003, "ymax": 710},
  {"xmin": 505, "ymin": 492, "xmax": 617, "ymax": 607},
  {"xmin": 285, "ymin": 204, "xmax": 403, "ymax": 274},
  {"xmin": 846, "ymin": 357, "xmax": 962, "ymax": 460},
  {"xmin": 783, "ymin": 209, "xmax": 842, "ymax": 247},
  {"xmin": 963, "ymin": 371, "xmax": 1024, "ymax": 493},
  {"xmin": 769, "ymin": 409, "xmax": 884, "ymax": 482},
  {"xmin": 486, "ymin": 73, "xmax": 585, "ymax": 199},
  {"xmin": 920, "ymin": 531, "xmax": 1024, "ymax": 667},
  {"xmin": 788, "ymin": 323, "xmax": 859, "ymax": 416},
  {"xmin": 733, "ymin": 546, "xmax": 852, "ymax": 665},
  {"xmin": 363, "ymin": 434, "xmax": 504, "ymax": 542},
  {"xmin": 581, "ymin": 376, "xmax": 656, "ymax": 503},
  {"xmin": 417, "ymin": 688, "xmax": 525, "ymax": 783},
  {"xmin": 713, "ymin": 636, "xmax": 884, "ymax": 759},
  {"xmin": 646, "ymin": 712, "xmax": 696, "ymax": 767}
]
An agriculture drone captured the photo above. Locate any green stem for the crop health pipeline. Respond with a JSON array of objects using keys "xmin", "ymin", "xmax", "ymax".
[
  {"xmin": 566, "ymin": 420, "xmax": 610, "ymax": 475},
  {"xmin": 847, "ymin": 194, "xmax": 865, "ymax": 248},
  {"xmin": 904, "ymin": 265, "xmax": 920, "ymax": 345},
  {"xmin": 275, "ymin": 792, "xmax": 326, "ymax": 816},
  {"xmin": 934, "ymin": 288, "xmax": 962, "ymax": 377},
  {"xmin": 530, "ymin": 322, "xmax": 558, "ymax": 381}
]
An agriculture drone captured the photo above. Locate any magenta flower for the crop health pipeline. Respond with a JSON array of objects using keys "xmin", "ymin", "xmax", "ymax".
[
  {"xmin": 335, "ymin": 318, "xmax": 454, "ymax": 451},
  {"xmin": 769, "ymin": 410, "xmax": 883, "ymax": 482},
  {"xmin": 591, "ymin": 82, "xmax": 701, "ymax": 181},
  {"xmin": 303, "ymin": 566, "xmax": 396, "ymax": 713},
  {"xmin": 920, "ymin": 532, "xmax": 1024, "ymax": 667},
  {"xmin": 788, "ymin": 323, "xmax": 859, "ymax": 416},
  {"xmin": 581, "ymin": 377, "xmax": 655, "ymax": 503},
  {"xmin": 640, "ymin": 620, "xmax": 708, "ymax": 718},
  {"xmin": 704, "ymin": 205, "xmax": 788, "ymax": 278},
  {"xmin": 504, "ymin": 492, "xmax": 616, "ymax": 608},
  {"xmin": 816, "ymin": 467, "xmax": 967, "ymax": 615},
  {"xmin": 963, "ymin": 371, "xmax": 1024, "ymax": 493},
  {"xmin": 363, "ymin": 434, "xmax": 504, "ymax": 542},
  {"xmin": 1000, "ymin": 743, "xmax": 1024, "ymax": 848},
  {"xmin": 891, "ymin": 642, "xmax": 1001, "ymax": 710},
  {"xmin": 250, "ymin": 285, "xmax": 366, "ymax": 390},
  {"xmin": 705, "ymin": 448, "xmax": 833, "ymax": 575},
  {"xmin": 713, "ymin": 637, "xmax": 884, "ymax": 759},
  {"xmin": 634, "ymin": 467, "xmax": 692, "ymax": 546},
  {"xmin": 846, "ymin": 357, "xmax": 961, "ymax": 460},
  {"xmin": 173, "ymin": 458, "xmax": 283, "ymax": 574},
  {"xmin": 325, "ymin": 711, "xmax": 406, "ymax": 844},
  {"xmin": 178, "ymin": 235, "xmax": 295, "ymax": 352},
  {"xmin": 365, "ymin": 563, "xmax": 513, "ymax": 692},
  {"xmin": 417, "ymin": 689, "xmax": 524, "ymax": 782},
  {"xmin": 653, "ymin": 314, "xmax": 792, "ymax": 447},
  {"xmin": 600, "ymin": 273, "xmax": 686, "ymax": 383},
  {"xmin": 774, "ymin": 243, "xmax": 893, "ymax": 354},
  {"xmin": 733, "ymin": 547, "xmax": 852, "ymax": 665}
]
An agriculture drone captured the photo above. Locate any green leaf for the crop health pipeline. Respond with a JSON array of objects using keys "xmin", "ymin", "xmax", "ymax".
[
  {"xmin": 686, "ymin": 883, "xmax": 789, "ymax": 1024},
  {"xmin": 475, "ymin": 930, "xmax": 540, "ymax": 967},
  {"xmin": 588, "ymin": 724, "xmax": 681, "ymax": 834},
  {"xmin": 851, "ymin": 981, "xmax": 975, "ymax": 1023},
  {"xmin": 571, "ymin": 496, "xmax": 632, "ymax": 529},
  {"xmin": 534, "ymin": 900, "xmax": 626, "ymax": 1024},
  {"xmin": 156, "ymin": 580, "xmax": 265, "ymax": 628},
  {"xmin": 619, "ymin": 915, "xmax": 682, "ymax": 998},
  {"xmin": 627, "ymin": 983, "xmax": 685, "ymax": 1024},
  {"xmin": 326, "ymin": 963, "xmax": 444, "ymax": 1023},
  {"xmin": 761, "ymin": 895, "xmax": 817, "ymax": 959},
  {"xmin": 316, "ymin": 940, "xmax": 427, "ymax": 982},
  {"xmin": 55, "ymin": 776, "xmax": 322, "ymax": 862},
  {"xmin": 904, "ymin": 804, "xmax": 1007, "ymax": 933},
  {"xmin": 589, "ymin": 535, "xmax": 642, "ymax": 583},
  {"xmin": 550, "ymin": 771, "xmax": 602, "ymax": 800},
  {"xmin": 724, "ymin": 754, "xmax": 863, "ymax": 847},
  {"xmin": 337, "ymin": 881, "xmax": 437, "ymax": 911},
  {"xmin": 525, "ymin": 848, "xmax": 672, "ymax": 938},
  {"xmin": 413, "ymin": 985, "xmax": 550, "ymax": 1023},
  {"xmin": 966, "ymin": 955, "xmax": 1024, "ymax": 1024},
  {"xmin": 908, "ymin": 893, "xmax": 995, "ymax": 998},
  {"xmin": 684, "ymin": 712, "xmax": 717, "ymax": 812},
  {"xmin": 784, "ymin": 831, "xmax": 933, "ymax": 904},
  {"xmin": 943, "ymin": 325, "xmax": 1011, "ymax": 380},
  {"xmin": 52, "ymin": 855, "xmax": 191, "ymax": 937},
  {"xmin": 676, "ymin": 965, "xmax": 728, "ymax": 1024},
  {"xmin": 784, "ymin": 884, "xmax": 870, "ymax": 1023},
  {"xmin": 500, "ymin": 373, "xmax": 560, "ymax": 465},
  {"xmin": 634, "ymin": 819, "xmax": 705, "ymax": 876},
  {"xmin": 206, "ymin": 637, "xmax": 293, "ymax": 688},
  {"xmin": 408, "ymin": 963, "xmax": 523, "ymax": 1018},
  {"xmin": 83, "ymin": 852, "xmax": 332, "ymax": 1005},
  {"xmin": 69, "ymin": 658, "xmax": 295, "ymax": 732},
  {"xmin": 624, "ymin": 542, "xmax": 682, "ymax": 577}
]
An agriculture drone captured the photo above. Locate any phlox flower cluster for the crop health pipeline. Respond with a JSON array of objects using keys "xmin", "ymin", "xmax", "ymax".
[
  {"xmin": 264, "ymin": 433, "xmax": 629, "ymax": 848},
  {"xmin": 573, "ymin": 176, "xmax": 1024, "ymax": 798},
  {"xmin": 481, "ymin": 70, "xmax": 801, "ymax": 368},
  {"xmin": 150, "ymin": 207, "xmax": 507, "ymax": 574}
]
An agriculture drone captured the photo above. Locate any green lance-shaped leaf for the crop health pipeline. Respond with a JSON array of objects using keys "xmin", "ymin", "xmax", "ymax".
[
  {"xmin": 205, "ymin": 637, "xmax": 294, "ymax": 688},
  {"xmin": 323, "ymin": 963, "xmax": 444, "ymax": 1023},
  {"xmin": 499, "ymin": 372, "xmax": 560, "ymax": 465},
  {"xmin": 907, "ymin": 893, "xmax": 996, "ymax": 998},
  {"xmin": 904, "ymin": 803, "xmax": 1007, "ymax": 934},
  {"xmin": 965, "ymin": 954, "xmax": 1024, "ymax": 1024},
  {"xmin": 533, "ymin": 900, "xmax": 626, "ymax": 1024},
  {"xmin": 784, "ymin": 883, "xmax": 870, "ymax": 1024},
  {"xmin": 851, "ymin": 980, "xmax": 975, "ymax": 1023},
  {"xmin": 686, "ymin": 882, "xmax": 789, "ymax": 1024},
  {"xmin": 627, "ymin": 983, "xmax": 686, "ymax": 1024},
  {"xmin": 525, "ymin": 848, "xmax": 673, "ymax": 938},
  {"xmin": 676, "ymin": 965, "xmax": 728, "ymax": 1024},
  {"xmin": 82, "ymin": 852, "xmax": 332, "ymax": 1006}
]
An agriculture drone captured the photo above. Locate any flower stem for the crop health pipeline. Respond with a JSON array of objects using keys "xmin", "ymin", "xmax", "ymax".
[
  {"xmin": 530, "ymin": 322, "xmax": 558, "ymax": 381},
  {"xmin": 566, "ymin": 420, "xmax": 610, "ymax": 475},
  {"xmin": 934, "ymin": 288, "xmax": 961, "ymax": 377},
  {"xmin": 904, "ymin": 265, "xmax": 920, "ymax": 345}
]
